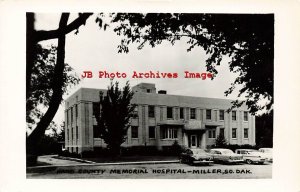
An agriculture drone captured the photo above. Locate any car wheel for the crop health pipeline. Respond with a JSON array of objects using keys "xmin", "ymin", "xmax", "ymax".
[{"xmin": 246, "ymin": 159, "xmax": 252, "ymax": 164}]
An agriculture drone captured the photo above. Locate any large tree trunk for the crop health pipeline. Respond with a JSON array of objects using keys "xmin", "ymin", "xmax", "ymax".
[{"xmin": 27, "ymin": 13, "xmax": 69, "ymax": 157}]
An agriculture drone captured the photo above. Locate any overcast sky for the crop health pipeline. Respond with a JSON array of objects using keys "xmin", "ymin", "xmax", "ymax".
[{"xmin": 35, "ymin": 13, "xmax": 240, "ymax": 129}]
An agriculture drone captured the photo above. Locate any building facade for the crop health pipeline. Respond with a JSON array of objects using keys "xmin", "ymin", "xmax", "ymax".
[{"xmin": 65, "ymin": 83, "xmax": 255, "ymax": 154}]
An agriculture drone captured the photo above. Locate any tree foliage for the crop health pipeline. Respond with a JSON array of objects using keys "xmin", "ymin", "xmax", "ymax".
[
  {"xmin": 94, "ymin": 81, "xmax": 135, "ymax": 155},
  {"xmin": 26, "ymin": 44, "xmax": 80, "ymax": 130},
  {"xmin": 102, "ymin": 13, "xmax": 274, "ymax": 115},
  {"xmin": 214, "ymin": 133, "xmax": 228, "ymax": 148},
  {"xmin": 26, "ymin": 13, "xmax": 91, "ymax": 156}
]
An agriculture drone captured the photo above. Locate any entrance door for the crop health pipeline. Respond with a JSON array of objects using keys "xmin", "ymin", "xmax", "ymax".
[{"xmin": 190, "ymin": 135, "xmax": 197, "ymax": 148}]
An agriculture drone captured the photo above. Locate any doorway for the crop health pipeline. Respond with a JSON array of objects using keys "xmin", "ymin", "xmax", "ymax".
[{"xmin": 190, "ymin": 135, "xmax": 197, "ymax": 148}]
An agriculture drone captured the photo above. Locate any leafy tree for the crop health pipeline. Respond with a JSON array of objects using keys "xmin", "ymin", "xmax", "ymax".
[
  {"xmin": 214, "ymin": 133, "xmax": 228, "ymax": 148},
  {"xmin": 26, "ymin": 13, "xmax": 92, "ymax": 156},
  {"xmin": 26, "ymin": 44, "xmax": 79, "ymax": 130},
  {"xmin": 256, "ymin": 111, "xmax": 273, "ymax": 147},
  {"xmin": 94, "ymin": 81, "xmax": 135, "ymax": 156},
  {"xmin": 104, "ymin": 13, "xmax": 274, "ymax": 115}
]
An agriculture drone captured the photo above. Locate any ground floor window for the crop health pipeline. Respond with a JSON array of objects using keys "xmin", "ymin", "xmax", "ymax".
[
  {"xmin": 149, "ymin": 126, "xmax": 156, "ymax": 139},
  {"xmin": 162, "ymin": 127, "xmax": 177, "ymax": 139},
  {"xmin": 131, "ymin": 126, "xmax": 139, "ymax": 138},
  {"xmin": 208, "ymin": 129, "xmax": 216, "ymax": 138},
  {"xmin": 232, "ymin": 128, "xmax": 237, "ymax": 138},
  {"xmin": 244, "ymin": 128, "xmax": 249, "ymax": 138}
]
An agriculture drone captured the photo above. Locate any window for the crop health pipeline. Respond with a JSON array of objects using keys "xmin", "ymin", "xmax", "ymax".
[
  {"xmin": 147, "ymin": 89, "xmax": 151, "ymax": 93},
  {"xmin": 93, "ymin": 102, "xmax": 98, "ymax": 116},
  {"xmin": 206, "ymin": 109, "xmax": 211, "ymax": 120},
  {"xmin": 71, "ymin": 107, "xmax": 73, "ymax": 123},
  {"xmin": 75, "ymin": 104, "xmax": 78, "ymax": 118},
  {"xmin": 148, "ymin": 105, "xmax": 155, "ymax": 118},
  {"xmin": 76, "ymin": 126, "xmax": 78, "ymax": 141},
  {"xmin": 131, "ymin": 106, "xmax": 138, "ymax": 118},
  {"xmin": 66, "ymin": 110, "xmax": 69, "ymax": 125},
  {"xmin": 208, "ymin": 129, "xmax": 216, "ymax": 138},
  {"xmin": 232, "ymin": 128, "xmax": 237, "ymax": 138},
  {"xmin": 167, "ymin": 107, "xmax": 173, "ymax": 119},
  {"xmin": 93, "ymin": 125, "xmax": 101, "ymax": 138},
  {"xmin": 180, "ymin": 108, "xmax": 184, "ymax": 119},
  {"xmin": 232, "ymin": 111, "xmax": 237, "ymax": 121},
  {"xmin": 219, "ymin": 110, "xmax": 224, "ymax": 120},
  {"xmin": 244, "ymin": 128, "xmax": 249, "ymax": 138},
  {"xmin": 220, "ymin": 128, "xmax": 225, "ymax": 137},
  {"xmin": 149, "ymin": 126, "xmax": 156, "ymax": 139},
  {"xmin": 131, "ymin": 126, "xmax": 138, "ymax": 138},
  {"xmin": 67, "ymin": 129, "xmax": 69, "ymax": 141},
  {"xmin": 244, "ymin": 111, "xmax": 248, "ymax": 121},
  {"xmin": 162, "ymin": 128, "xmax": 177, "ymax": 139},
  {"xmin": 190, "ymin": 108, "xmax": 196, "ymax": 119}
]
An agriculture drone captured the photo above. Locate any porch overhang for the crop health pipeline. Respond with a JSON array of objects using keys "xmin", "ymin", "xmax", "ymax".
[
  {"xmin": 184, "ymin": 120, "xmax": 205, "ymax": 130},
  {"xmin": 157, "ymin": 120, "xmax": 185, "ymax": 126}
]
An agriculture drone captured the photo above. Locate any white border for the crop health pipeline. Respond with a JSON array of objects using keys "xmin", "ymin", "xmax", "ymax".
[{"xmin": 0, "ymin": 1, "xmax": 300, "ymax": 192}]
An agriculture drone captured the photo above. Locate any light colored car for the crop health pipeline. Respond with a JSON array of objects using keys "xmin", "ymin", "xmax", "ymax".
[
  {"xmin": 259, "ymin": 148, "xmax": 273, "ymax": 162},
  {"xmin": 179, "ymin": 148, "xmax": 213, "ymax": 165},
  {"xmin": 235, "ymin": 149, "xmax": 266, "ymax": 164},
  {"xmin": 209, "ymin": 148, "xmax": 244, "ymax": 164}
]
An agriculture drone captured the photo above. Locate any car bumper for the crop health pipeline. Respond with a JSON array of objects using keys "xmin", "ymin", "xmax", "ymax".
[
  {"xmin": 193, "ymin": 160, "xmax": 214, "ymax": 164},
  {"xmin": 227, "ymin": 159, "xmax": 244, "ymax": 163}
]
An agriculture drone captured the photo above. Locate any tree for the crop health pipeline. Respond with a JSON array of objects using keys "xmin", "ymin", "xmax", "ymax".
[
  {"xmin": 26, "ymin": 44, "xmax": 80, "ymax": 130},
  {"xmin": 26, "ymin": 13, "xmax": 92, "ymax": 156},
  {"xmin": 104, "ymin": 13, "xmax": 274, "ymax": 115},
  {"xmin": 94, "ymin": 81, "xmax": 135, "ymax": 156},
  {"xmin": 256, "ymin": 111, "xmax": 273, "ymax": 147},
  {"xmin": 214, "ymin": 133, "xmax": 228, "ymax": 148}
]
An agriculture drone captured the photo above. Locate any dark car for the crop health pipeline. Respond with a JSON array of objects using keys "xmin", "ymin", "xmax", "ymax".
[{"xmin": 179, "ymin": 148, "xmax": 213, "ymax": 165}]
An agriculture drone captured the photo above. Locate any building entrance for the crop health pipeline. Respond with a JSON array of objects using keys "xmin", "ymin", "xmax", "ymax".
[{"xmin": 190, "ymin": 135, "xmax": 198, "ymax": 148}]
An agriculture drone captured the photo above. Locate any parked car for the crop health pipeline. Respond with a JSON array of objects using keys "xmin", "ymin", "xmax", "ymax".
[
  {"xmin": 209, "ymin": 148, "xmax": 244, "ymax": 164},
  {"xmin": 235, "ymin": 149, "xmax": 266, "ymax": 164},
  {"xmin": 179, "ymin": 148, "xmax": 213, "ymax": 165},
  {"xmin": 258, "ymin": 148, "xmax": 273, "ymax": 162}
]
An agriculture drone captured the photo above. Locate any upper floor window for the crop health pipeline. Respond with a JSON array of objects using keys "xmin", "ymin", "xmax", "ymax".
[
  {"xmin": 167, "ymin": 107, "xmax": 173, "ymax": 119},
  {"xmin": 232, "ymin": 111, "xmax": 237, "ymax": 121},
  {"xmin": 206, "ymin": 109, "xmax": 211, "ymax": 120},
  {"xmin": 190, "ymin": 108, "xmax": 196, "ymax": 119},
  {"xmin": 131, "ymin": 106, "xmax": 138, "ymax": 118},
  {"xmin": 148, "ymin": 105, "xmax": 155, "ymax": 118},
  {"xmin": 92, "ymin": 102, "xmax": 98, "ymax": 116},
  {"xmin": 75, "ymin": 104, "xmax": 78, "ymax": 118},
  {"xmin": 180, "ymin": 108, "xmax": 184, "ymax": 119},
  {"xmin": 244, "ymin": 111, "xmax": 248, "ymax": 121},
  {"xmin": 71, "ymin": 107, "xmax": 73, "ymax": 123},
  {"xmin": 219, "ymin": 110, "xmax": 224, "ymax": 121}
]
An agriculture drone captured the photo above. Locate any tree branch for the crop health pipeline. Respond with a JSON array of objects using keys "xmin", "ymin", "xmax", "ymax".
[{"xmin": 35, "ymin": 13, "xmax": 93, "ymax": 42}]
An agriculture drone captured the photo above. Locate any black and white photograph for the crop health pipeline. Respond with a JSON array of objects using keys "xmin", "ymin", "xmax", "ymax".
[
  {"xmin": 0, "ymin": 1, "xmax": 300, "ymax": 192},
  {"xmin": 25, "ymin": 12, "xmax": 273, "ymax": 179}
]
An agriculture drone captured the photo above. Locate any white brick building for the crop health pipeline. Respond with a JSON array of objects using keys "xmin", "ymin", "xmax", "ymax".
[{"xmin": 65, "ymin": 83, "xmax": 255, "ymax": 154}]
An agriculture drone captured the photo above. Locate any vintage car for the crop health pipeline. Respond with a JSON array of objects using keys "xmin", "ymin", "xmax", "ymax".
[
  {"xmin": 179, "ymin": 148, "xmax": 213, "ymax": 165},
  {"xmin": 258, "ymin": 148, "xmax": 273, "ymax": 162},
  {"xmin": 235, "ymin": 149, "xmax": 266, "ymax": 164},
  {"xmin": 209, "ymin": 148, "xmax": 244, "ymax": 164}
]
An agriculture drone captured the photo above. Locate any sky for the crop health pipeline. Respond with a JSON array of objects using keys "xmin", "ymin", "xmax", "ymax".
[{"xmin": 35, "ymin": 13, "xmax": 240, "ymax": 130}]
